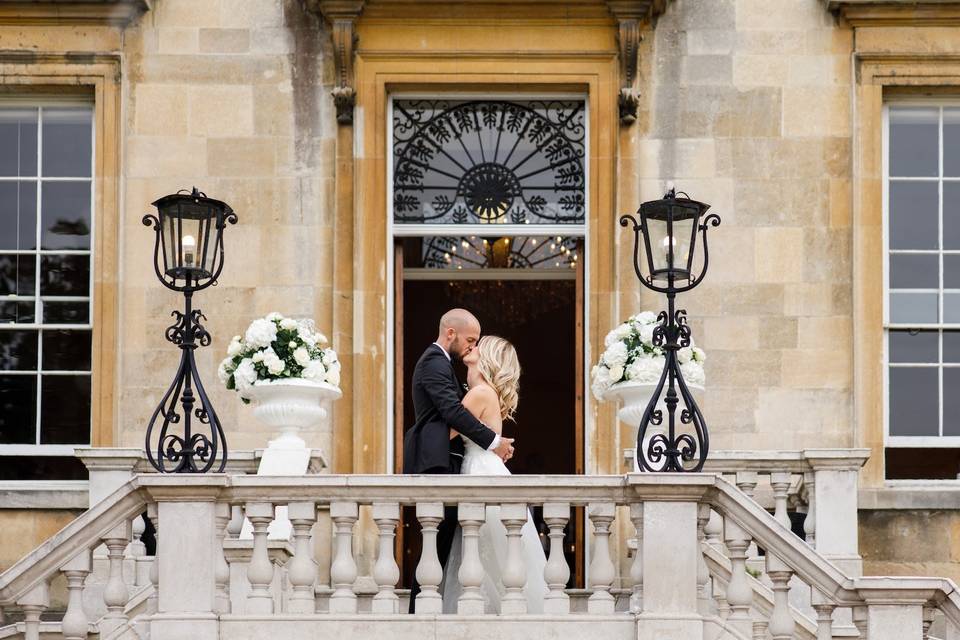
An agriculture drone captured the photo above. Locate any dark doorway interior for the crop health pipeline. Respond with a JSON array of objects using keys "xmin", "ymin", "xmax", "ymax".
[{"xmin": 398, "ymin": 277, "xmax": 581, "ymax": 588}]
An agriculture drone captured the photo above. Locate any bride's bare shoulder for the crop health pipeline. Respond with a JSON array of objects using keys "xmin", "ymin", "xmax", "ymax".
[{"xmin": 465, "ymin": 383, "xmax": 498, "ymax": 404}]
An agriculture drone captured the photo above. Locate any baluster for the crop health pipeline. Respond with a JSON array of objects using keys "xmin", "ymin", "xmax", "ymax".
[
  {"xmin": 923, "ymin": 606, "xmax": 935, "ymax": 640},
  {"xmin": 456, "ymin": 502, "xmax": 486, "ymax": 614},
  {"xmin": 147, "ymin": 502, "xmax": 159, "ymax": 614},
  {"xmin": 329, "ymin": 501, "xmax": 359, "ymax": 614},
  {"xmin": 766, "ymin": 553, "xmax": 795, "ymax": 640},
  {"xmin": 130, "ymin": 514, "xmax": 149, "ymax": 587},
  {"xmin": 753, "ymin": 619, "xmax": 768, "ymax": 640},
  {"xmin": 288, "ymin": 501, "xmax": 318, "ymax": 613},
  {"xmin": 227, "ymin": 504, "xmax": 244, "ymax": 539},
  {"xmin": 500, "ymin": 503, "xmax": 529, "ymax": 614},
  {"xmin": 803, "ymin": 471, "xmax": 816, "ymax": 546},
  {"xmin": 413, "ymin": 502, "xmax": 444, "ymax": 614},
  {"xmin": 769, "ymin": 472, "xmax": 792, "ymax": 531},
  {"xmin": 246, "ymin": 502, "xmax": 276, "ymax": 614},
  {"xmin": 587, "ymin": 502, "xmax": 616, "ymax": 615},
  {"xmin": 214, "ymin": 502, "xmax": 232, "ymax": 614},
  {"xmin": 372, "ymin": 502, "xmax": 401, "ymax": 614},
  {"xmin": 544, "ymin": 502, "xmax": 571, "ymax": 615},
  {"xmin": 853, "ymin": 605, "xmax": 868, "ymax": 639},
  {"xmin": 712, "ymin": 576, "xmax": 730, "ymax": 621},
  {"xmin": 61, "ymin": 550, "xmax": 91, "ymax": 640},
  {"xmin": 696, "ymin": 503, "xmax": 712, "ymax": 615},
  {"xmin": 814, "ymin": 598, "xmax": 836, "ymax": 640},
  {"xmin": 101, "ymin": 521, "xmax": 132, "ymax": 634},
  {"xmin": 704, "ymin": 509, "xmax": 723, "ymax": 549},
  {"xmin": 723, "ymin": 518, "xmax": 753, "ymax": 634},
  {"xmin": 17, "ymin": 583, "xmax": 48, "ymax": 640},
  {"xmin": 736, "ymin": 472, "xmax": 760, "ymax": 560},
  {"xmin": 628, "ymin": 502, "xmax": 643, "ymax": 614}
]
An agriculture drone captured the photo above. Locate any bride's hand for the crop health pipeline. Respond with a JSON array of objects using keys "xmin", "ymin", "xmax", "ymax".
[{"xmin": 494, "ymin": 437, "xmax": 514, "ymax": 462}]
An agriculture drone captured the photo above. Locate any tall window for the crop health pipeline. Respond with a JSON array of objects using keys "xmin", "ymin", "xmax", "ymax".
[
  {"xmin": 885, "ymin": 103, "xmax": 960, "ymax": 478},
  {"xmin": 0, "ymin": 103, "xmax": 94, "ymax": 480}
]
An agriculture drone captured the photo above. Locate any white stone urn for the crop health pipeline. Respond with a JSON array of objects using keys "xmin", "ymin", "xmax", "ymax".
[
  {"xmin": 247, "ymin": 378, "xmax": 342, "ymax": 451},
  {"xmin": 602, "ymin": 379, "xmax": 703, "ymax": 471}
]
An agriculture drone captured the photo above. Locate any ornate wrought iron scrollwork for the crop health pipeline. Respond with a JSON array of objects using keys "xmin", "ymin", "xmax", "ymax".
[
  {"xmin": 145, "ymin": 291, "xmax": 227, "ymax": 473},
  {"xmin": 393, "ymin": 99, "xmax": 586, "ymax": 225}
]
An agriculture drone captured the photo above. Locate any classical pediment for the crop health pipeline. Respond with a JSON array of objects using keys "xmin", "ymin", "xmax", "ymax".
[{"xmin": 0, "ymin": 0, "xmax": 150, "ymax": 26}]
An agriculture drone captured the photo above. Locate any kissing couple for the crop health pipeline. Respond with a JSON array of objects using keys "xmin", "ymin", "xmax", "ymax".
[{"xmin": 403, "ymin": 308, "xmax": 549, "ymax": 613}]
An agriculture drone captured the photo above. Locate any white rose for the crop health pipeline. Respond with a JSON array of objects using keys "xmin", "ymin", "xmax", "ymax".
[
  {"xmin": 591, "ymin": 364, "xmax": 611, "ymax": 400},
  {"xmin": 607, "ymin": 364, "xmax": 624, "ymax": 382},
  {"xmin": 693, "ymin": 347, "xmax": 706, "ymax": 362},
  {"xmin": 218, "ymin": 357, "xmax": 234, "ymax": 385},
  {"xmin": 677, "ymin": 346, "xmax": 693, "ymax": 364},
  {"xmin": 262, "ymin": 349, "xmax": 285, "ymax": 375},
  {"xmin": 289, "ymin": 340, "xmax": 297, "ymax": 349},
  {"xmin": 252, "ymin": 350, "xmax": 265, "ymax": 363},
  {"xmin": 233, "ymin": 358, "xmax": 257, "ymax": 397},
  {"xmin": 639, "ymin": 323, "xmax": 655, "ymax": 346},
  {"xmin": 227, "ymin": 335, "xmax": 243, "ymax": 357},
  {"xmin": 326, "ymin": 366, "xmax": 341, "ymax": 387},
  {"xmin": 303, "ymin": 358, "xmax": 327, "ymax": 382},
  {"xmin": 627, "ymin": 357, "xmax": 663, "ymax": 384},
  {"xmin": 316, "ymin": 332, "xmax": 329, "ymax": 346},
  {"xmin": 322, "ymin": 348, "xmax": 339, "ymax": 365},
  {"xmin": 293, "ymin": 347, "xmax": 311, "ymax": 367},
  {"xmin": 280, "ymin": 318, "xmax": 298, "ymax": 330},
  {"xmin": 633, "ymin": 311, "xmax": 657, "ymax": 325},
  {"xmin": 266, "ymin": 312, "xmax": 283, "ymax": 321},
  {"xmin": 244, "ymin": 318, "xmax": 277, "ymax": 349},
  {"xmin": 602, "ymin": 342, "xmax": 628, "ymax": 369},
  {"xmin": 681, "ymin": 361, "xmax": 705, "ymax": 386}
]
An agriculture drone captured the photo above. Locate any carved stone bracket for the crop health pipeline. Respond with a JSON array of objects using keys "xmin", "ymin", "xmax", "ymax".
[
  {"xmin": 605, "ymin": 0, "xmax": 671, "ymax": 125},
  {"xmin": 308, "ymin": 0, "xmax": 365, "ymax": 125}
]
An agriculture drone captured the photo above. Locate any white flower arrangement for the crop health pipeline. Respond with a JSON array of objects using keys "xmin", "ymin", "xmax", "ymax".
[
  {"xmin": 591, "ymin": 311, "xmax": 706, "ymax": 400},
  {"xmin": 219, "ymin": 312, "xmax": 341, "ymax": 402}
]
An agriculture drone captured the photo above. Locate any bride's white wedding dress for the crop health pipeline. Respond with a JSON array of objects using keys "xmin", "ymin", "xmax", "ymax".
[{"xmin": 441, "ymin": 436, "xmax": 549, "ymax": 613}]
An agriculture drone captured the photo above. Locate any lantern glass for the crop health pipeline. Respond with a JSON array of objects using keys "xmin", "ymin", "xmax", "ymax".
[
  {"xmin": 639, "ymin": 195, "xmax": 708, "ymax": 284},
  {"xmin": 152, "ymin": 189, "xmax": 231, "ymax": 285}
]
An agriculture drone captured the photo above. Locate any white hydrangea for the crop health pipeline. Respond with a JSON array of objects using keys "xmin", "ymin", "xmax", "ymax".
[
  {"xmin": 280, "ymin": 318, "xmax": 298, "ymax": 330},
  {"xmin": 639, "ymin": 323, "xmax": 655, "ymax": 345},
  {"xmin": 632, "ymin": 311, "xmax": 657, "ymax": 325},
  {"xmin": 604, "ymin": 322, "xmax": 632, "ymax": 348},
  {"xmin": 293, "ymin": 346, "xmax": 311, "ymax": 367},
  {"xmin": 626, "ymin": 357, "xmax": 662, "ymax": 384},
  {"xmin": 316, "ymin": 333, "xmax": 329, "ymax": 346},
  {"xmin": 217, "ymin": 357, "xmax": 233, "ymax": 385},
  {"xmin": 262, "ymin": 348, "xmax": 285, "ymax": 375},
  {"xmin": 325, "ymin": 363, "xmax": 341, "ymax": 386},
  {"xmin": 302, "ymin": 359, "xmax": 327, "ymax": 383},
  {"xmin": 252, "ymin": 350, "xmax": 265, "ymax": 363},
  {"xmin": 591, "ymin": 364, "xmax": 611, "ymax": 400},
  {"xmin": 693, "ymin": 346, "xmax": 706, "ymax": 362},
  {"xmin": 677, "ymin": 346, "xmax": 693, "ymax": 364},
  {"xmin": 602, "ymin": 341, "xmax": 628, "ymax": 369},
  {"xmin": 244, "ymin": 318, "xmax": 277, "ymax": 349},
  {"xmin": 266, "ymin": 312, "xmax": 283, "ymax": 321},
  {"xmin": 227, "ymin": 335, "xmax": 243, "ymax": 357},
  {"xmin": 681, "ymin": 361, "xmax": 705, "ymax": 386},
  {"xmin": 233, "ymin": 358, "xmax": 257, "ymax": 397}
]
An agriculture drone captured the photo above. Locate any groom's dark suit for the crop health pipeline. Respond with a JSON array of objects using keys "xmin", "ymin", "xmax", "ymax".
[{"xmin": 403, "ymin": 343, "xmax": 498, "ymax": 612}]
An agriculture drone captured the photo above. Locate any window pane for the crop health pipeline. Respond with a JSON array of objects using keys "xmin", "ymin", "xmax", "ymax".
[
  {"xmin": 945, "ymin": 109, "xmax": 960, "ymax": 177},
  {"xmin": 41, "ymin": 329, "xmax": 91, "ymax": 371},
  {"xmin": 0, "ymin": 108, "xmax": 38, "ymax": 177},
  {"xmin": 40, "ymin": 254, "xmax": 89, "ymax": 296},
  {"xmin": 0, "ymin": 374, "xmax": 36, "ymax": 443},
  {"xmin": 944, "ymin": 183, "xmax": 960, "ymax": 250},
  {"xmin": 41, "ymin": 108, "xmax": 92, "ymax": 178},
  {"xmin": 0, "ymin": 301, "xmax": 35, "ymax": 324},
  {"xmin": 945, "ymin": 332, "xmax": 960, "ymax": 362},
  {"xmin": 0, "ymin": 455, "xmax": 87, "ymax": 480},
  {"xmin": 889, "ymin": 107, "xmax": 940, "ymax": 177},
  {"xmin": 40, "ymin": 181, "xmax": 90, "ymax": 250},
  {"xmin": 890, "ymin": 291, "xmax": 938, "ymax": 323},
  {"xmin": 889, "ymin": 330, "xmax": 939, "ymax": 363},
  {"xmin": 39, "ymin": 374, "xmax": 90, "ymax": 444},
  {"xmin": 889, "ymin": 181, "xmax": 939, "ymax": 250},
  {"xmin": 0, "ymin": 253, "xmax": 36, "ymax": 296},
  {"xmin": 889, "ymin": 366, "xmax": 939, "ymax": 436},
  {"xmin": 890, "ymin": 253, "xmax": 938, "ymax": 289},
  {"xmin": 393, "ymin": 99, "xmax": 586, "ymax": 224},
  {"xmin": 945, "ymin": 254, "xmax": 960, "ymax": 289},
  {"xmin": 42, "ymin": 301, "xmax": 89, "ymax": 324},
  {"xmin": 947, "ymin": 293, "xmax": 960, "ymax": 323},
  {"xmin": 0, "ymin": 181, "xmax": 37, "ymax": 251},
  {"xmin": 0, "ymin": 330, "xmax": 37, "ymax": 370},
  {"xmin": 945, "ymin": 368, "xmax": 960, "ymax": 436}
]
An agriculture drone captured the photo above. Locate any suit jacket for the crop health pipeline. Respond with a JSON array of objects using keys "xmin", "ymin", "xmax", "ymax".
[{"xmin": 402, "ymin": 344, "xmax": 497, "ymax": 474}]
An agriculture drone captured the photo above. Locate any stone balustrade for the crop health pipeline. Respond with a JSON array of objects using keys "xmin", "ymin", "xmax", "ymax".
[{"xmin": 0, "ymin": 472, "xmax": 956, "ymax": 640}]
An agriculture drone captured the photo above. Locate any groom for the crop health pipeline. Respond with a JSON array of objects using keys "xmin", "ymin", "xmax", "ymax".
[{"xmin": 403, "ymin": 308, "xmax": 515, "ymax": 613}]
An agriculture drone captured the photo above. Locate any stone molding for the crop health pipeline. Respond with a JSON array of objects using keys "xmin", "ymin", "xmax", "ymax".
[
  {"xmin": 824, "ymin": 0, "xmax": 960, "ymax": 26},
  {"xmin": 0, "ymin": 0, "xmax": 150, "ymax": 26},
  {"xmin": 305, "ymin": 0, "xmax": 672, "ymax": 126}
]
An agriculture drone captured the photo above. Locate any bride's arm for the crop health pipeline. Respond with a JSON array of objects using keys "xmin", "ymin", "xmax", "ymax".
[{"xmin": 450, "ymin": 386, "xmax": 499, "ymax": 439}]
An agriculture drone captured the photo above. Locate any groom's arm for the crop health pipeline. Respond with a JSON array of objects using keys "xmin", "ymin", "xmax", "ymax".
[{"xmin": 421, "ymin": 357, "xmax": 497, "ymax": 450}]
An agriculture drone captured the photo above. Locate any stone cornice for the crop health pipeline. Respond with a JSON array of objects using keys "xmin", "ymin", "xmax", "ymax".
[
  {"xmin": 0, "ymin": 0, "xmax": 150, "ymax": 26},
  {"xmin": 824, "ymin": 0, "xmax": 960, "ymax": 27}
]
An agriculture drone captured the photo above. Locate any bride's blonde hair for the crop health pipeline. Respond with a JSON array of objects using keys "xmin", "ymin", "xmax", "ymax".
[{"xmin": 475, "ymin": 335, "xmax": 521, "ymax": 420}]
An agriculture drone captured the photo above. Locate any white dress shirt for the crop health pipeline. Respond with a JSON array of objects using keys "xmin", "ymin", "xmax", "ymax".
[{"xmin": 433, "ymin": 342, "xmax": 502, "ymax": 451}]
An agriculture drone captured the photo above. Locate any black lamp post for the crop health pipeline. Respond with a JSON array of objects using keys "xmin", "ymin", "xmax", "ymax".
[
  {"xmin": 141, "ymin": 188, "xmax": 238, "ymax": 473},
  {"xmin": 619, "ymin": 187, "xmax": 721, "ymax": 472}
]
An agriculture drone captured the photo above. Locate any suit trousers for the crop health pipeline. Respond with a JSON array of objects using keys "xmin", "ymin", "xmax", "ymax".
[{"xmin": 408, "ymin": 465, "xmax": 458, "ymax": 613}]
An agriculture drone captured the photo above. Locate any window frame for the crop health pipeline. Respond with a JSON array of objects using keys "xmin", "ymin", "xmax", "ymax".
[{"xmin": 883, "ymin": 98, "xmax": 960, "ymax": 448}]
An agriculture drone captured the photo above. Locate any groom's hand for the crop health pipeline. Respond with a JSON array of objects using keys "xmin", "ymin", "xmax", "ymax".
[{"xmin": 494, "ymin": 437, "xmax": 515, "ymax": 462}]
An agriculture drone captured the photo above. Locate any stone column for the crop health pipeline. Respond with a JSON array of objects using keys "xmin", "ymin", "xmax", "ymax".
[
  {"xmin": 642, "ymin": 499, "xmax": 702, "ymax": 637},
  {"xmin": 143, "ymin": 477, "xmax": 227, "ymax": 640},
  {"xmin": 803, "ymin": 449, "xmax": 869, "ymax": 576}
]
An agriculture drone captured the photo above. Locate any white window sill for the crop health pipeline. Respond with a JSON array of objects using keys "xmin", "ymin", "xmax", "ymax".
[{"xmin": 0, "ymin": 481, "xmax": 88, "ymax": 509}]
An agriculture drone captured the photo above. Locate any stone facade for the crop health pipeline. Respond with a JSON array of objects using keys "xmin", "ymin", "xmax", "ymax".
[{"xmin": 0, "ymin": 0, "xmax": 957, "ymax": 586}]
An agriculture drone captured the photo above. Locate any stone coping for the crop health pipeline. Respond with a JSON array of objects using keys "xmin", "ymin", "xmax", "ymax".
[
  {"xmin": 860, "ymin": 484, "xmax": 960, "ymax": 510},
  {"xmin": 0, "ymin": 481, "xmax": 88, "ymax": 510}
]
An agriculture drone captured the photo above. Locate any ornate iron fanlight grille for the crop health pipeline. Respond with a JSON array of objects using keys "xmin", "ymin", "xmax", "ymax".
[
  {"xmin": 393, "ymin": 99, "xmax": 586, "ymax": 225},
  {"xmin": 421, "ymin": 235, "xmax": 580, "ymax": 270}
]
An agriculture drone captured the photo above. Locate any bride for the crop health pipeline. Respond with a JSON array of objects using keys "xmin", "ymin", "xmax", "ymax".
[{"xmin": 441, "ymin": 336, "xmax": 549, "ymax": 613}]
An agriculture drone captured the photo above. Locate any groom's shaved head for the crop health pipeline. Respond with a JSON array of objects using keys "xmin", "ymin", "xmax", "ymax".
[{"xmin": 437, "ymin": 308, "xmax": 481, "ymax": 359}]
